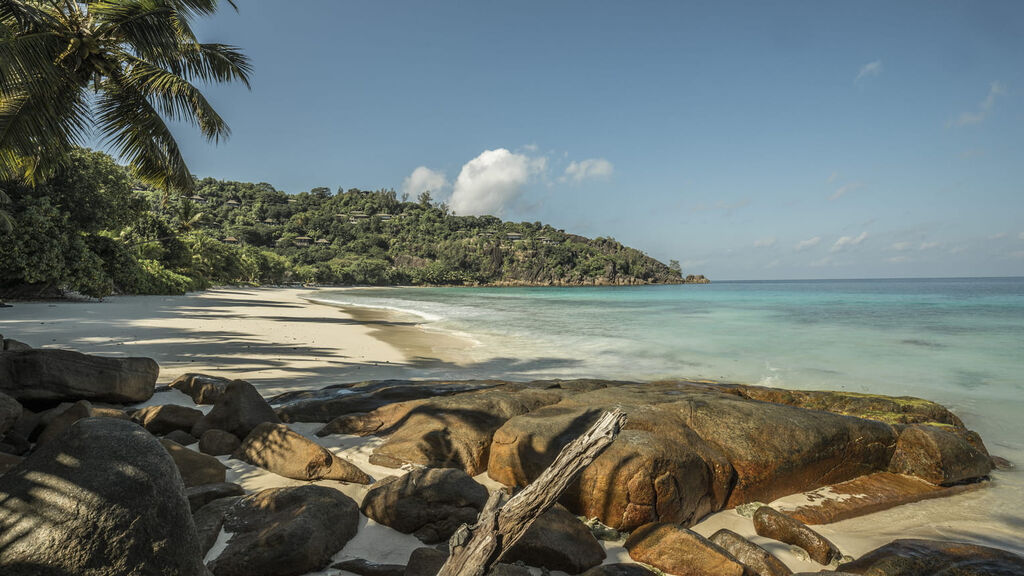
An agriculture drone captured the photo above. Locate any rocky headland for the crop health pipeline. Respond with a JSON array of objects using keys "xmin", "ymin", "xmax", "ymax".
[{"xmin": 0, "ymin": 337, "xmax": 1020, "ymax": 575}]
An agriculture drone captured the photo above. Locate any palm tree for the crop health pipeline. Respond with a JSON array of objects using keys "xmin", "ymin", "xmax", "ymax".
[{"xmin": 0, "ymin": 0, "xmax": 251, "ymax": 191}]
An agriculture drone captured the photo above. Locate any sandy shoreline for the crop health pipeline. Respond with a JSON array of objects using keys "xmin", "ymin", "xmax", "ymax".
[
  {"xmin": 0, "ymin": 287, "xmax": 477, "ymax": 396},
  {"xmin": 2, "ymin": 286, "xmax": 1020, "ymax": 572}
]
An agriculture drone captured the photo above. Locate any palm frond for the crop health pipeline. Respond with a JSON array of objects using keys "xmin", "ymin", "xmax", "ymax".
[
  {"xmin": 121, "ymin": 53, "xmax": 229, "ymax": 141},
  {"xmin": 96, "ymin": 73, "xmax": 193, "ymax": 191}
]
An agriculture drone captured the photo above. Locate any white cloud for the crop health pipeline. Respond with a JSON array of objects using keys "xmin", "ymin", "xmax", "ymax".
[
  {"xmin": 831, "ymin": 231, "xmax": 868, "ymax": 252},
  {"xmin": 810, "ymin": 256, "xmax": 833, "ymax": 267},
  {"xmin": 753, "ymin": 237, "xmax": 777, "ymax": 248},
  {"xmin": 919, "ymin": 241, "xmax": 940, "ymax": 250},
  {"xmin": 563, "ymin": 158, "xmax": 614, "ymax": 183},
  {"xmin": 890, "ymin": 241, "xmax": 913, "ymax": 251},
  {"xmin": 449, "ymin": 149, "xmax": 545, "ymax": 216},
  {"xmin": 855, "ymin": 60, "xmax": 883, "ymax": 83},
  {"xmin": 795, "ymin": 236, "xmax": 821, "ymax": 251},
  {"xmin": 830, "ymin": 182, "xmax": 861, "ymax": 201},
  {"xmin": 522, "ymin": 143, "xmax": 539, "ymax": 152},
  {"xmin": 950, "ymin": 81, "xmax": 1005, "ymax": 127},
  {"xmin": 401, "ymin": 166, "xmax": 448, "ymax": 199},
  {"xmin": 887, "ymin": 256, "xmax": 911, "ymax": 264},
  {"xmin": 827, "ymin": 172, "xmax": 839, "ymax": 184},
  {"xmin": 989, "ymin": 232, "xmax": 1007, "ymax": 240}
]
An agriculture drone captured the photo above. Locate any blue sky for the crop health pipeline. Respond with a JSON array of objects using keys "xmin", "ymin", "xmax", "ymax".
[{"xmin": 170, "ymin": 1, "xmax": 1024, "ymax": 280}]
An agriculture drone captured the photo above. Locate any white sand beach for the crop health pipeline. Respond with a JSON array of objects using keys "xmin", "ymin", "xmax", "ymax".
[{"xmin": 2, "ymin": 287, "xmax": 1019, "ymax": 574}]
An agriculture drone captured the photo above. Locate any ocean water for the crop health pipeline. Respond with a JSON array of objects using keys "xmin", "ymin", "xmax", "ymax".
[{"xmin": 315, "ymin": 278, "xmax": 1024, "ymax": 552}]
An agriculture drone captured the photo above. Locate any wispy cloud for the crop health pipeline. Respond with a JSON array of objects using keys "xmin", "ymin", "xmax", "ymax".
[
  {"xmin": 562, "ymin": 158, "xmax": 613, "ymax": 183},
  {"xmin": 855, "ymin": 60, "xmax": 883, "ymax": 83},
  {"xmin": 401, "ymin": 166, "xmax": 448, "ymax": 198},
  {"xmin": 753, "ymin": 237, "xmax": 777, "ymax": 248},
  {"xmin": 1019, "ymin": 232, "xmax": 1024, "ymax": 241},
  {"xmin": 949, "ymin": 81, "xmax": 1005, "ymax": 127},
  {"xmin": 890, "ymin": 241, "xmax": 913, "ymax": 251},
  {"xmin": 830, "ymin": 182, "xmax": 861, "ymax": 201},
  {"xmin": 989, "ymin": 232, "xmax": 1007, "ymax": 240},
  {"xmin": 827, "ymin": 172, "xmax": 839, "ymax": 184},
  {"xmin": 887, "ymin": 256, "xmax": 911, "ymax": 264},
  {"xmin": 919, "ymin": 241, "xmax": 940, "ymax": 250},
  {"xmin": 831, "ymin": 231, "xmax": 868, "ymax": 252},
  {"xmin": 795, "ymin": 236, "xmax": 821, "ymax": 251}
]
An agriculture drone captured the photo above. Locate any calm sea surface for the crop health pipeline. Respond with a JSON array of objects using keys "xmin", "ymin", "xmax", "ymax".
[
  {"xmin": 317, "ymin": 278, "xmax": 1024, "ymax": 550},
  {"xmin": 317, "ymin": 277, "xmax": 1024, "ymax": 457}
]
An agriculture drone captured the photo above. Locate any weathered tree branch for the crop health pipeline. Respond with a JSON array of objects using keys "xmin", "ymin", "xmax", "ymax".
[{"xmin": 437, "ymin": 409, "xmax": 627, "ymax": 576}]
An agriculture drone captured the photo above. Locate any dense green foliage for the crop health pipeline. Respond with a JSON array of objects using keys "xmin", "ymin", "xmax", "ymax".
[
  {"xmin": 0, "ymin": 0, "xmax": 250, "ymax": 189},
  {"xmin": 0, "ymin": 149, "xmax": 687, "ymax": 298}
]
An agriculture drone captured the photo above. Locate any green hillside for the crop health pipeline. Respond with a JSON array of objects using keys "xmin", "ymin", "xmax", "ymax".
[{"xmin": 0, "ymin": 149, "xmax": 706, "ymax": 298}]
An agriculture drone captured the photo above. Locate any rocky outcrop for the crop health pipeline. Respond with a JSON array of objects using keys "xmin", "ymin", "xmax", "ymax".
[
  {"xmin": 0, "ymin": 417, "xmax": 206, "ymax": 574},
  {"xmin": 200, "ymin": 428, "xmax": 241, "ymax": 455},
  {"xmin": 0, "ymin": 349, "xmax": 158, "ymax": 404},
  {"xmin": 889, "ymin": 424, "xmax": 992, "ymax": 485},
  {"xmin": 710, "ymin": 529, "xmax": 792, "ymax": 576},
  {"xmin": 753, "ymin": 506, "xmax": 842, "ymax": 565},
  {"xmin": 504, "ymin": 504, "xmax": 606, "ymax": 573},
  {"xmin": 581, "ymin": 566, "xmax": 658, "ymax": 576},
  {"xmin": 360, "ymin": 467, "xmax": 489, "ymax": 543},
  {"xmin": 161, "ymin": 438, "xmax": 228, "ymax": 487},
  {"xmin": 314, "ymin": 379, "xmax": 991, "ymax": 533},
  {"xmin": 207, "ymin": 485, "xmax": 360, "ymax": 576},
  {"xmin": 275, "ymin": 379, "xmax": 501, "ymax": 423},
  {"xmin": 361, "ymin": 385, "xmax": 565, "ymax": 475},
  {"xmin": 132, "ymin": 403, "xmax": 204, "ymax": 435},
  {"xmin": 233, "ymin": 422, "xmax": 370, "ymax": 483},
  {"xmin": 170, "ymin": 372, "xmax": 232, "ymax": 404},
  {"xmin": 165, "ymin": 429, "xmax": 198, "ymax": 445},
  {"xmin": 624, "ymin": 522, "xmax": 748, "ymax": 576},
  {"xmin": 837, "ymin": 539, "xmax": 1024, "ymax": 575},
  {"xmin": 191, "ymin": 379, "xmax": 280, "ymax": 439},
  {"xmin": 333, "ymin": 558, "xmax": 406, "ymax": 576}
]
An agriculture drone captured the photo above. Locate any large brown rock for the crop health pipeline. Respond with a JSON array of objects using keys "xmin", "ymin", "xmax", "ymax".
[
  {"xmin": 170, "ymin": 372, "xmax": 232, "ymax": 404},
  {"xmin": 233, "ymin": 422, "xmax": 370, "ymax": 483},
  {"xmin": 366, "ymin": 386, "xmax": 565, "ymax": 475},
  {"xmin": 837, "ymin": 538, "xmax": 1024, "ymax": 575},
  {"xmin": 0, "ymin": 417, "xmax": 206, "ymax": 574},
  {"xmin": 753, "ymin": 506, "xmax": 842, "ymax": 565},
  {"xmin": 624, "ymin": 522, "xmax": 748, "ymax": 576},
  {"xmin": 161, "ymin": 437, "xmax": 228, "ymax": 487},
  {"xmin": 0, "ymin": 349, "xmax": 158, "ymax": 404},
  {"xmin": 404, "ymin": 548, "xmax": 447, "ymax": 576},
  {"xmin": 361, "ymin": 467, "xmax": 489, "ymax": 543},
  {"xmin": 504, "ymin": 504, "xmax": 606, "ymax": 573},
  {"xmin": 191, "ymin": 379, "xmax": 280, "ymax": 439},
  {"xmin": 710, "ymin": 529, "xmax": 792, "ymax": 576},
  {"xmin": 199, "ymin": 428, "xmax": 241, "ymax": 455},
  {"xmin": 780, "ymin": 472, "xmax": 983, "ymax": 525},
  {"xmin": 133, "ymin": 403, "xmax": 204, "ymax": 435},
  {"xmin": 207, "ymin": 485, "xmax": 359, "ymax": 576},
  {"xmin": 35, "ymin": 399, "xmax": 93, "ymax": 445},
  {"xmin": 889, "ymin": 424, "xmax": 993, "ymax": 485},
  {"xmin": 489, "ymin": 397, "xmax": 732, "ymax": 531}
]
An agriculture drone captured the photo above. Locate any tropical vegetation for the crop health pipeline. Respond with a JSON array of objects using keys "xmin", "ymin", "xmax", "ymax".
[{"xmin": 0, "ymin": 149, "xmax": 697, "ymax": 298}]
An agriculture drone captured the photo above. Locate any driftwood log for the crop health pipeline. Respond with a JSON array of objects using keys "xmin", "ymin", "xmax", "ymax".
[{"xmin": 436, "ymin": 409, "xmax": 627, "ymax": 576}]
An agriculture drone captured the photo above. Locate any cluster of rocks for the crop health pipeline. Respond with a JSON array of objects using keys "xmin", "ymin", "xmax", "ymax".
[{"xmin": 1, "ymin": 341, "xmax": 1023, "ymax": 576}]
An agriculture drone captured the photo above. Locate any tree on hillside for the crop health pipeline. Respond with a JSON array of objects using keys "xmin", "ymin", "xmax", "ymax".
[{"xmin": 0, "ymin": 0, "xmax": 251, "ymax": 190}]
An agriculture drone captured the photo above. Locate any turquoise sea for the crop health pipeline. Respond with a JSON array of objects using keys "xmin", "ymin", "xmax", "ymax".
[
  {"xmin": 316, "ymin": 278, "xmax": 1024, "ymax": 459},
  {"xmin": 316, "ymin": 278, "xmax": 1024, "ymax": 552}
]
